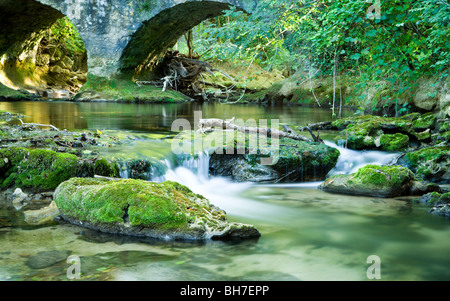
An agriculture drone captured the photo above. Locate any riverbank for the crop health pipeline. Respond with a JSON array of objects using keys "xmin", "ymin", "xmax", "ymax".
[{"xmin": 234, "ymin": 72, "xmax": 450, "ymax": 119}]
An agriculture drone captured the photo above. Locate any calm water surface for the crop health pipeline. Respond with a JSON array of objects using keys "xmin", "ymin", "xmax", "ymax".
[{"xmin": 0, "ymin": 101, "xmax": 449, "ymax": 281}]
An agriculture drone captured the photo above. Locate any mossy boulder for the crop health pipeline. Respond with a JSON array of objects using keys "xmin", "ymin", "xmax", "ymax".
[
  {"xmin": 380, "ymin": 133, "xmax": 410, "ymax": 151},
  {"xmin": 318, "ymin": 165, "xmax": 416, "ymax": 198},
  {"xmin": 333, "ymin": 115, "xmax": 419, "ymax": 150},
  {"xmin": 398, "ymin": 146, "xmax": 450, "ymax": 184},
  {"xmin": 416, "ymin": 192, "xmax": 450, "ymax": 206},
  {"xmin": 75, "ymin": 157, "xmax": 120, "ymax": 178},
  {"xmin": 0, "ymin": 147, "xmax": 121, "ymax": 191},
  {"xmin": 0, "ymin": 147, "xmax": 78, "ymax": 191},
  {"xmin": 416, "ymin": 192, "xmax": 450, "ymax": 219},
  {"xmin": 54, "ymin": 178, "xmax": 261, "ymax": 241},
  {"xmin": 209, "ymin": 137, "xmax": 340, "ymax": 183},
  {"xmin": 412, "ymin": 112, "xmax": 437, "ymax": 132}
]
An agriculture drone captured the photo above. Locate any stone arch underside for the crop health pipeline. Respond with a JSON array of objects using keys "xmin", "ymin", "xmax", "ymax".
[
  {"xmin": 119, "ymin": 1, "xmax": 246, "ymax": 76},
  {"xmin": 0, "ymin": 0, "xmax": 87, "ymax": 96}
]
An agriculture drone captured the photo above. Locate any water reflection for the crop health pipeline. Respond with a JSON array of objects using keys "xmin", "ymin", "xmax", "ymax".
[{"xmin": 0, "ymin": 101, "xmax": 353, "ymax": 132}]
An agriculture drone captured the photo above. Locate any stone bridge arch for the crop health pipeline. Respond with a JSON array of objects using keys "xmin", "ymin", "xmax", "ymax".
[
  {"xmin": 119, "ymin": 1, "xmax": 254, "ymax": 75},
  {"xmin": 1, "ymin": 0, "xmax": 256, "ymax": 96},
  {"xmin": 35, "ymin": 0, "xmax": 256, "ymax": 78}
]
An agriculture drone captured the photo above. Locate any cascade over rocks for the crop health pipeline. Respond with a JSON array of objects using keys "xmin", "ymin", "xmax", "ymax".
[{"xmin": 209, "ymin": 136, "xmax": 340, "ymax": 183}]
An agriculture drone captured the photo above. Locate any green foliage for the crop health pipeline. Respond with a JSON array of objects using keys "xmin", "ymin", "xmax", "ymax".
[
  {"xmin": 190, "ymin": 0, "xmax": 449, "ymax": 106},
  {"xmin": 44, "ymin": 17, "xmax": 86, "ymax": 54}
]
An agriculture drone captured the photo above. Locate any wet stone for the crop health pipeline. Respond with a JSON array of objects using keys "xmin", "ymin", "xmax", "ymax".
[{"xmin": 25, "ymin": 250, "xmax": 72, "ymax": 270}]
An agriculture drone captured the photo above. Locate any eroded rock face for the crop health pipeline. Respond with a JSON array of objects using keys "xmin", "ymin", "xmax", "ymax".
[
  {"xmin": 54, "ymin": 178, "xmax": 261, "ymax": 241},
  {"xmin": 318, "ymin": 165, "xmax": 416, "ymax": 198}
]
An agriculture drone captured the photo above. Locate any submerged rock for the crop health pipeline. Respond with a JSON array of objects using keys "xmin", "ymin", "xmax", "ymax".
[
  {"xmin": 210, "ymin": 137, "xmax": 340, "ymax": 183},
  {"xmin": 319, "ymin": 164, "xmax": 415, "ymax": 198},
  {"xmin": 25, "ymin": 250, "xmax": 72, "ymax": 269},
  {"xmin": 416, "ymin": 192, "xmax": 450, "ymax": 219},
  {"xmin": 54, "ymin": 178, "xmax": 260, "ymax": 241},
  {"xmin": 23, "ymin": 201, "xmax": 60, "ymax": 226}
]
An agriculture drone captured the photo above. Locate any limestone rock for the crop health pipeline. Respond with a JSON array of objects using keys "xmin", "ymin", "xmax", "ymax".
[{"xmin": 23, "ymin": 201, "xmax": 60, "ymax": 225}]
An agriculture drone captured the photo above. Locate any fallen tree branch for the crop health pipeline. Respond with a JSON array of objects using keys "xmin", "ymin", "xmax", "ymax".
[
  {"xmin": 198, "ymin": 118, "xmax": 314, "ymax": 143},
  {"xmin": 298, "ymin": 121, "xmax": 332, "ymax": 131},
  {"xmin": 94, "ymin": 175, "xmax": 122, "ymax": 181},
  {"xmin": 19, "ymin": 119, "xmax": 60, "ymax": 131}
]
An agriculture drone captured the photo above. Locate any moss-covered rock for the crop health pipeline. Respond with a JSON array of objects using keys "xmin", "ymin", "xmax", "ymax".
[
  {"xmin": 416, "ymin": 191, "xmax": 450, "ymax": 206},
  {"xmin": 318, "ymin": 164, "xmax": 416, "ymax": 197},
  {"xmin": 0, "ymin": 147, "xmax": 122, "ymax": 191},
  {"xmin": 54, "ymin": 178, "xmax": 261, "ymax": 241},
  {"xmin": 209, "ymin": 137, "xmax": 340, "ymax": 183},
  {"xmin": 380, "ymin": 133, "xmax": 409, "ymax": 151},
  {"xmin": 416, "ymin": 192, "xmax": 450, "ymax": 219},
  {"xmin": 333, "ymin": 115, "xmax": 418, "ymax": 150},
  {"xmin": 398, "ymin": 146, "xmax": 450, "ymax": 184},
  {"xmin": 93, "ymin": 158, "xmax": 120, "ymax": 177},
  {"xmin": 0, "ymin": 148, "xmax": 78, "ymax": 191},
  {"xmin": 412, "ymin": 112, "xmax": 437, "ymax": 132}
]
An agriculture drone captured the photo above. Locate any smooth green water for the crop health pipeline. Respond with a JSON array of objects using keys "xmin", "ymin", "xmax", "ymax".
[{"xmin": 0, "ymin": 101, "xmax": 449, "ymax": 281}]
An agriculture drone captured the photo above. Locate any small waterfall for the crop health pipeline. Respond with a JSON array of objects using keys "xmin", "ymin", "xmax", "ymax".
[{"xmin": 325, "ymin": 141, "xmax": 401, "ymax": 175}]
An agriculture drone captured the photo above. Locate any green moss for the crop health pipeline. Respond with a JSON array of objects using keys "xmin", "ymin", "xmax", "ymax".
[
  {"xmin": 402, "ymin": 146, "xmax": 449, "ymax": 183},
  {"xmin": 439, "ymin": 131, "xmax": 450, "ymax": 142},
  {"xmin": 331, "ymin": 115, "xmax": 378, "ymax": 130},
  {"xmin": 76, "ymin": 74, "xmax": 191, "ymax": 103},
  {"xmin": 400, "ymin": 112, "xmax": 420, "ymax": 121},
  {"xmin": 439, "ymin": 122, "xmax": 450, "ymax": 133},
  {"xmin": 319, "ymin": 164, "xmax": 416, "ymax": 197},
  {"xmin": 380, "ymin": 133, "xmax": 409, "ymax": 151},
  {"xmin": 404, "ymin": 146, "xmax": 450, "ymax": 169},
  {"xmin": 94, "ymin": 158, "xmax": 120, "ymax": 177},
  {"xmin": 0, "ymin": 83, "xmax": 29, "ymax": 99},
  {"xmin": 54, "ymin": 178, "xmax": 210, "ymax": 230},
  {"xmin": 416, "ymin": 130, "xmax": 432, "ymax": 141},
  {"xmin": 334, "ymin": 114, "xmax": 417, "ymax": 150},
  {"xmin": 354, "ymin": 165, "xmax": 415, "ymax": 187},
  {"xmin": 412, "ymin": 112, "xmax": 437, "ymax": 131},
  {"xmin": 208, "ymin": 133, "xmax": 340, "ymax": 182},
  {"xmin": 1, "ymin": 148, "xmax": 79, "ymax": 190},
  {"xmin": 271, "ymin": 138, "xmax": 340, "ymax": 178}
]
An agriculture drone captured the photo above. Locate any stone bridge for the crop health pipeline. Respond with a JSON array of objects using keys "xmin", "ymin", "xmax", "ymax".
[{"xmin": 0, "ymin": 0, "xmax": 256, "ymax": 78}]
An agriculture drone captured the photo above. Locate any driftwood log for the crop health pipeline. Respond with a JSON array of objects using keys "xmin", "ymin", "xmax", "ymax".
[
  {"xmin": 19, "ymin": 119, "xmax": 60, "ymax": 131},
  {"xmin": 198, "ymin": 118, "xmax": 314, "ymax": 143},
  {"xmin": 298, "ymin": 121, "xmax": 332, "ymax": 131}
]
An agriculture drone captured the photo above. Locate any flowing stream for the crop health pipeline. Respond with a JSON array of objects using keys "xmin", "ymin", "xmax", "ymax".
[{"xmin": 0, "ymin": 101, "xmax": 449, "ymax": 281}]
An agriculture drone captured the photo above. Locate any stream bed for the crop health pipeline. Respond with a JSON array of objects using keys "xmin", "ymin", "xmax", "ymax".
[{"xmin": 0, "ymin": 101, "xmax": 449, "ymax": 281}]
